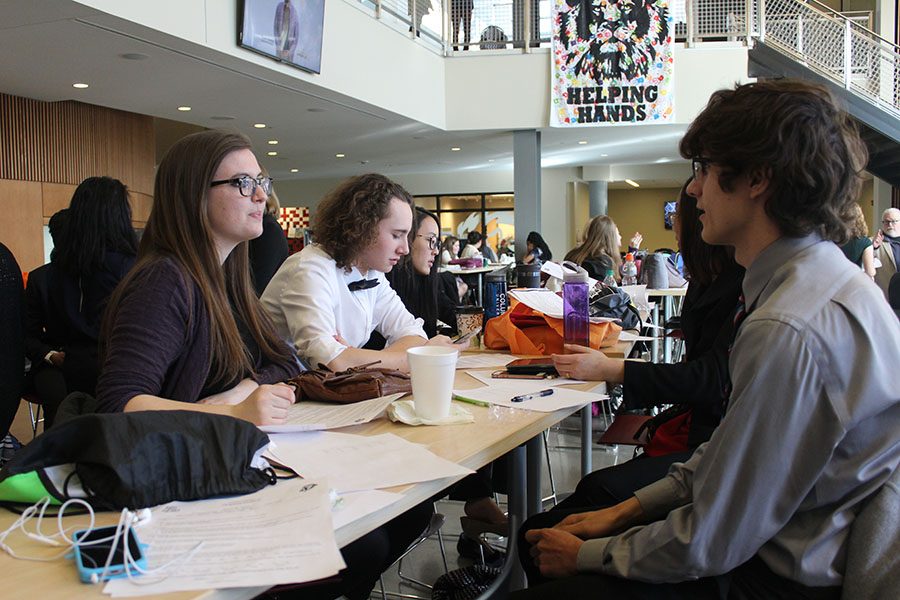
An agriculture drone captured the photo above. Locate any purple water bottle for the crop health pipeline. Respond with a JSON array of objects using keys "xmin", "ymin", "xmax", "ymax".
[
  {"xmin": 484, "ymin": 271, "xmax": 509, "ymax": 321},
  {"xmin": 562, "ymin": 261, "xmax": 590, "ymax": 349}
]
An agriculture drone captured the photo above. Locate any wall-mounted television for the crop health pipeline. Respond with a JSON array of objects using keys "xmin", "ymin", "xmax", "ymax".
[
  {"xmin": 663, "ymin": 201, "xmax": 677, "ymax": 230},
  {"xmin": 239, "ymin": 0, "xmax": 325, "ymax": 74}
]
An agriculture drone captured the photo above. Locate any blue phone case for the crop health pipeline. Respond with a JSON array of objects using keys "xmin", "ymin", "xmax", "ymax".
[{"xmin": 72, "ymin": 526, "xmax": 148, "ymax": 584}]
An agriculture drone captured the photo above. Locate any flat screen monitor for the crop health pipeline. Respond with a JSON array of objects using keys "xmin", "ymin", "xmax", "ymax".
[{"xmin": 239, "ymin": 0, "xmax": 325, "ymax": 74}]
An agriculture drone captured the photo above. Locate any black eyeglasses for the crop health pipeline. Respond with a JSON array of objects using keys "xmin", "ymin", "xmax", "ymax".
[
  {"xmin": 210, "ymin": 175, "xmax": 273, "ymax": 198},
  {"xmin": 691, "ymin": 157, "xmax": 714, "ymax": 179},
  {"xmin": 417, "ymin": 234, "xmax": 439, "ymax": 250}
]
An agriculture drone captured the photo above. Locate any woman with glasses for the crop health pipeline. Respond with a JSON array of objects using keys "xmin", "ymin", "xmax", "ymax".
[
  {"xmin": 262, "ymin": 173, "xmax": 458, "ymax": 372},
  {"xmin": 97, "ymin": 130, "xmax": 299, "ymax": 424}
]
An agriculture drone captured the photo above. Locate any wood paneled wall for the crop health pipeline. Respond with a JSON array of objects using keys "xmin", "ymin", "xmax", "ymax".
[{"xmin": 0, "ymin": 93, "xmax": 155, "ymax": 272}]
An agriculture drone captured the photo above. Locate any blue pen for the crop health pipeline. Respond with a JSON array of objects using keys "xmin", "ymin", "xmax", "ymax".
[{"xmin": 511, "ymin": 389, "xmax": 555, "ymax": 403}]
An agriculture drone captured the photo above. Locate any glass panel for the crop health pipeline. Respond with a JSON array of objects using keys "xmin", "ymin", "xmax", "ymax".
[
  {"xmin": 439, "ymin": 195, "xmax": 481, "ymax": 210},
  {"xmin": 485, "ymin": 210, "xmax": 516, "ymax": 257},
  {"xmin": 414, "ymin": 196, "xmax": 437, "ymax": 211},
  {"xmin": 439, "ymin": 211, "xmax": 482, "ymax": 240},
  {"xmin": 485, "ymin": 193, "xmax": 514, "ymax": 209}
]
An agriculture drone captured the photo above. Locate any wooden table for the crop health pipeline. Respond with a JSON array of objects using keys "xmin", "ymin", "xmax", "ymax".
[{"xmin": 0, "ymin": 368, "xmax": 605, "ymax": 598}]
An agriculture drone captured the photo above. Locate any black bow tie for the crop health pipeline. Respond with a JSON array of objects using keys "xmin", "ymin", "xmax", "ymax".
[{"xmin": 348, "ymin": 278, "xmax": 379, "ymax": 292}]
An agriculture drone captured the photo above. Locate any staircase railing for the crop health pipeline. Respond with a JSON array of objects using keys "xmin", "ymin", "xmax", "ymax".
[{"xmin": 754, "ymin": 0, "xmax": 900, "ymax": 117}]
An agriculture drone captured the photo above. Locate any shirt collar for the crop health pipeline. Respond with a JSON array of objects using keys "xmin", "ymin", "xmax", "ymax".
[{"xmin": 742, "ymin": 234, "xmax": 821, "ymax": 311}]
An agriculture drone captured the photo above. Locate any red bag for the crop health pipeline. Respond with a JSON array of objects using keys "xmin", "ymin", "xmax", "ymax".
[
  {"xmin": 484, "ymin": 297, "xmax": 621, "ymax": 355},
  {"xmin": 641, "ymin": 408, "xmax": 692, "ymax": 457}
]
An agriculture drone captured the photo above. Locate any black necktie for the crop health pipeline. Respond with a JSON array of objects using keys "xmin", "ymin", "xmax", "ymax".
[{"xmin": 348, "ymin": 278, "xmax": 379, "ymax": 292}]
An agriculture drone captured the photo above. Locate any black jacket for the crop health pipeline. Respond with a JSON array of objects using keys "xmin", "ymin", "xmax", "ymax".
[{"xmin": 622, "ymin": 262, "xmax": 745, "ymax": 449}]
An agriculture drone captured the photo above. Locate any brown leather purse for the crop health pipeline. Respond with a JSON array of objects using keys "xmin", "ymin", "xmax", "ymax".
[{"xmin": 288, "ymin": 361, "xmax": 412, "ymax": 404}]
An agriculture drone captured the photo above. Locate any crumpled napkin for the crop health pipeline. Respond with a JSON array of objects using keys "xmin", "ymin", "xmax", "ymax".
[{"xmin": 387, "ymin": 399, "xmax": 474, "ymax": 426}]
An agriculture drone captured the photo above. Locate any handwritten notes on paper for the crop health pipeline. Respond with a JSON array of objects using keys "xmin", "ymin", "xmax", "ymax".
[
  {"xmin": 104, "ymin": 479, "xmax": 344, "ymax": 597},
  {"xmin": 260, "ymin": 393, "xmax": 406, "ymax": 433}
]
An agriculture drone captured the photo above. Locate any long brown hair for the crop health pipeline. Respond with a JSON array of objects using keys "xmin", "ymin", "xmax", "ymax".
[
  {"xmin": 565, "ymin": 215, "xmax": 621, "ymax": 274},
  {"xmin": 104, "ymin": 130, "xmax": 293, "ymax": 388}
]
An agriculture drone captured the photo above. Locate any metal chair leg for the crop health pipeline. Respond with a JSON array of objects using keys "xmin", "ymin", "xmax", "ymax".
[{"xmin": 541, "ymin": 430, "xmax": 558, "ymax": 506}]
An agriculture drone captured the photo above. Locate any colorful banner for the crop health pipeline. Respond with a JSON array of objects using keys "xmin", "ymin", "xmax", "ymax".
[{"xmin": 550, "ymin": 0, "xmax": 674, "ymax": 127}]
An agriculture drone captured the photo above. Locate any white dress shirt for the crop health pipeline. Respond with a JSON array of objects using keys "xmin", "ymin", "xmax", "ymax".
[{"xmin": 261, "ymin": 244, "xmax": 426, "ymax": 367}]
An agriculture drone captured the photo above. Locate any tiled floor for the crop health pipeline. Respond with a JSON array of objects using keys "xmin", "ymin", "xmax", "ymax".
[{"xmin": 375, "ymin": 416, "xmax": 634, "ymax": 599}]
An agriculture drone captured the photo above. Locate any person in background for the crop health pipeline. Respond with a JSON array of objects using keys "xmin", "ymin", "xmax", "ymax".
[
  {"xmin": 261, "ymin": 173, "xmax": 457, "ymax": 372},
  {"xmin": 873, "ymin": 207, "xmax": 900, "ymax": 297},
  {"xmin": 481, "ymin": 237, "xmax": 499, "ymax": 263},
  {"xmin": 498, "ymin": 237, "xmax": 515, "ymax": 257},
  {"xmin": 564, "ymin": 215, "xmax": 623, "ymax": 281},
  {"xmin": 32, "ymin": 177, "xmax": 138, "ymax": 428},
  {"xmin": 522, "ymin": 231, "xmax": 552, "ymax": 264},
  {"xmin": 549, "ymin": 179, "xmax": 743, "ymax": 507},
  {"xmin": 23, "ymin": 209, "xmax": 69, "ymax": 429},
  {"xmin": 839, "ymin": 203, "xmax": 875, "ymax": 280},
  {"xmin": 451, "ymin": 0, "xmax": 474, "ymax": 50},
  {"xmin": 460, "ymin": 230, "xmax": 484, "ymax": 259},
  {"xmin": 0, "ymin": 242, "xmax": 24, "ymax": 466},
  {"xmin": 515, "ymin": 79, "xmax": 899, "ymax": 600},
  {"xmin": 440, "ymin": 235, "xmax": 460, "ymax": 266},
  {"xmin": 248, "ymin": 173, "xmax": 289, "ymax": 296}
]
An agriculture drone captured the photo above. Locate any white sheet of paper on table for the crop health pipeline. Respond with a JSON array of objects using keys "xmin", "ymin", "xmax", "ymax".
[
  {"xmin": 464, "ymin": 370, "xmax": 586, "ymax": 389},
  {"xmin": 331, "ymin": 489, "xmax": 404, "ymax": 530},
  {"xmin": 104, "ymin": 478, "xmax": 344, "ymax": 597},
  {"xmin": 456, "ymin": 353, "xmax": 516, "ymax": 370},
  {"xmin": 260, "ymin": 393, "xmax": 406, "ymax": 433},
  {"xmin": 451, "ymin": 384, "xmax": 606, "ymax": 412},
  {"xmin": 618, "ymin": 330, "xmax": 658, "ymax": 342},
  {"xmin": 265, "ymin": 431, "xmax": 473, "ymax": 493},
  {"xmin": 540, "ymin": 261, "xmax": 599, "ymax": 287}
]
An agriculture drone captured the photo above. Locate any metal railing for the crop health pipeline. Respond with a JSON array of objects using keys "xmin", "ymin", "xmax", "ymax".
[
  {"xmin": 353, "ymin": 0, "xmax": 899, "ymax": 116},
  {"xmin": 753, "ymin": 0, "xmax": 900, "ymax": 117}
]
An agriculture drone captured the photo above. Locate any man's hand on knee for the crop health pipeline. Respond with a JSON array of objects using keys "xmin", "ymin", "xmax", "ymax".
[{"xmin": 525, "ymin": 528, "xmax": 583, "ymax": 578}]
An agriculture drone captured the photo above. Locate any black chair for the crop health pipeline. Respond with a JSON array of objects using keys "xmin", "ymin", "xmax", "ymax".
[{"xmin": 474, "ymin": 516, "xmax": 518, "ymax": 600}]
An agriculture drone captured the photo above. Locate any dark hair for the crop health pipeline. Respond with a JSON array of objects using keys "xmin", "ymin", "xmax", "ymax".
[
  {"xmin": 677, "ymin": 177, "xmax": 733, "ymax": 287},
  {"xmin": 387, "ymin": 207, "xmax": 441, "ymax": 337},
  {"xmin": 680, "ymin": 79, "xmax": 867, "ymax": 245},
  {"xmin": 441, "ymin": 235, "xmax": 459, "ymax": 256},
  {"xmin": 526, "ymin": 231, "xmax": 552, "ymax": 261},
  {"xmin": 466, "ymin": 230, "xmax": 483, "ymax": 245},
  {"xmin": 47, "ymin": 209, "xmax": 70, "ymax": 262},
  {"xmin": 104, "ymin": 130, "xmax": 293, "ymax": 388},
  {"xmin": 55, "ymin": 177, "xmax": 138, "ymax": 276},
  {"xmin": 312, "ymin": 173, "xmax": 414, "ymax": 270}
]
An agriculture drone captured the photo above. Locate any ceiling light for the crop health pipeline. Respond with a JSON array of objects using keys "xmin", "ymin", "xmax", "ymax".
[
  {"xmin": 335, "ymin": 153, "xmax": 345, "ymax": 158},
  {"xmin": 488, "ymin": 159, "xmax": 495, "ymax": 163},
  {"xmin": 177, "ymin": 106, "xmax": 191, "ymax": 112},
  {"xmin": 600, "ymin": 153, "xmax": 609, "ymax": 157},
  {"xmin": 72, "ymin": 83, "xmax": 89, "ymax": 89},
  {"xmin": 290, "ymin": 168, "xmax": 299, "ymax": 173},
  {"xmin": 253, "ymin": 123, "xmax": 267, "ymax": 129},
  {"xmin": 210, "ymin": 115, "xmax": 235, "ymax": 121},
  {"xmin": 267, "ymin": 151, "xmax": 278, "ymax": 156},
  {"xmin": 625, "ymin": 179, "xmax": 640, "ymax": 188},
  {"xmin": 578, "ymin": 140, "xmax": 588, "ymax": 145},
  {"xmin": 268, "ymin": 140, "xmax": 278, "ymax": 145},
  {"xmin": 450, "ymin": 147, "xmax": 461, "ymax": 152}
]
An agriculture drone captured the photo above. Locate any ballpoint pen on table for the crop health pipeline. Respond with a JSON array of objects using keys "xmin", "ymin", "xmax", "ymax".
[{"xmin": 511, "ymin": 389, "xmax": 555, "ymax": 403}]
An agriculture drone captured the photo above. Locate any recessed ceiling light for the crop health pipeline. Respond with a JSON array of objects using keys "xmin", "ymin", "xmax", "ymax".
[
  {"xmin": 210, "ymin": 115, "xmax": 235, "ymax": 121},
  {"xmin": 267, "ymin": 151, "xmax": 277, "ymax": 156},
  {"xmin": 578, "ymin": 140, "xmax": 588, "ymax": 145},
  {"xmin": 290, "ymin": 168, "xmax": 299, "ymax": 173},
  {"xmin": 488, "ymin": 159, "xmax": 495, "ymax": 163},
  {"xmin": 600, "ymin": 153, "xmax": 609, "ymax": 157},
  {"xmin": 253, "ymin": 123, "xmax": 267, "ymax": 129},
  {"xmin": 625, "ymin": 179, "xmax": 640, "ymax": 188},
  {"xmin": 268, "ymin": 140, "xmax": 278, "ymax": 145},
  {"xmin": 177, "ymin": 106, "xmax": 191, "ymax": 112},
  {"xmin": 450, "ymin": 147, "xmax": 461, "ymax": 152},
  {"xmin": 120, "ymin": 52, "xmax": 149, "ymax": 60},
  {"xmin": 335, "ymin": 153, "xmax": 345, "ymax": 158},
  {"xmin": 72, "ymin": 83, "xmax": 89, "ymax": 89}
]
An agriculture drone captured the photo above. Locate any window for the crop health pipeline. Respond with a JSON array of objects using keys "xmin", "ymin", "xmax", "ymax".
[{"xmin": 413, "ymin": 192, "xmax": 515, "ymax": 256}]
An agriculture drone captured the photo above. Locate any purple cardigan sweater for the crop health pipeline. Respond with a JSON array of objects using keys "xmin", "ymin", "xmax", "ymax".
[{"xmin": 96, "ymin": 257, "xmax": 299, "ymax": 413}]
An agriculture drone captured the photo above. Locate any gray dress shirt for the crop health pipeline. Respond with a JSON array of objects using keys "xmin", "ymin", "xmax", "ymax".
[{"xmin": 577, "ymin": 235, "xmax": 900, "ymax": 587}]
